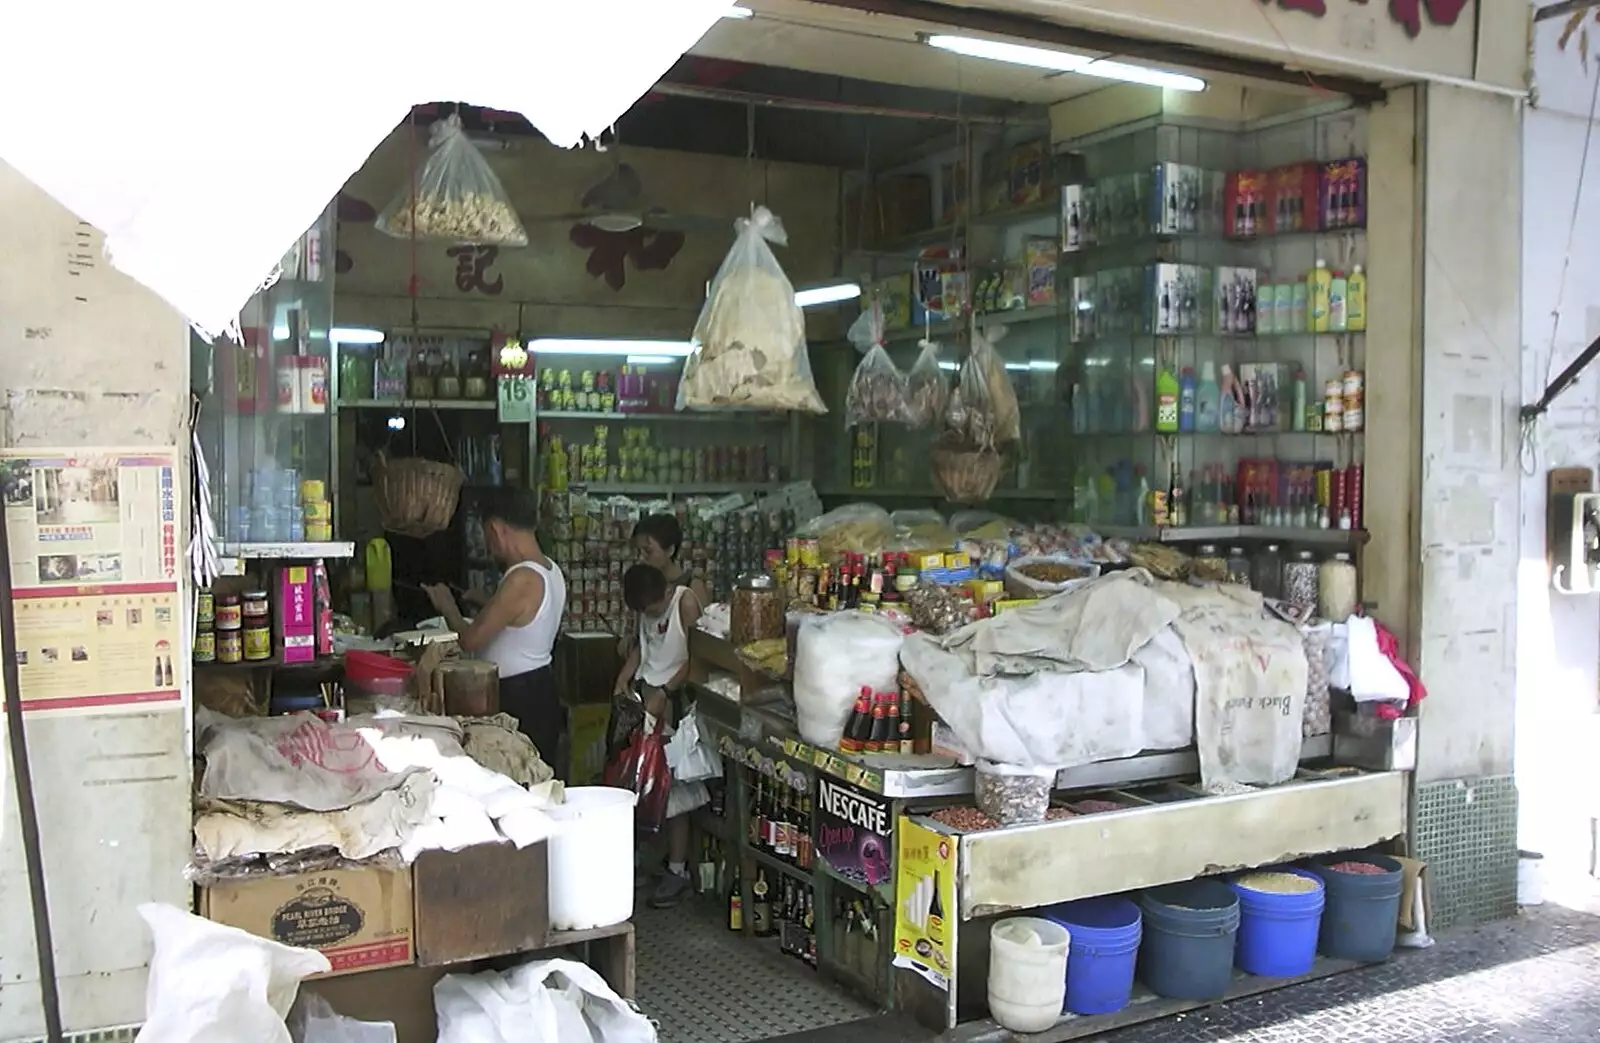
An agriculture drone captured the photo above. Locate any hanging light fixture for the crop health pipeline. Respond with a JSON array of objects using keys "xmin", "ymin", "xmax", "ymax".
[{"xmin": 924, "ymin": 34, "xmax": 1206, "ymax": 93}]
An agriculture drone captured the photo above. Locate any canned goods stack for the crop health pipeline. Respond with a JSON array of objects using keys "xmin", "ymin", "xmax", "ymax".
[
  {"xmin": 194, "ymin": 589, "xmax": 217, "ymax": 663},
  {"xmin": 215, "ymin": 593, "xmax": 243, "ymax": 664},
  {"xmin": 230, "ymin": 468, "xmax": 334, "ymax": 543},
  {"xmin": 1321, "ymin": 370, "xmax": 1364, "ymax": 433},
  {"xmin": 243, "ymin": 589, "xmax": 273, "ymax": 662},
  {"xmin": 300, "ymin": 479, "xmax": 333, "ymax": 542}
]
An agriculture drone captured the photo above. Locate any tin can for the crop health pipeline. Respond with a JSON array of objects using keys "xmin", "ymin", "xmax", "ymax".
[
  {"xmin": 1342, "ymin": 369, "xmax": 1365, "ymax": 400},
  {"xmin": 306, "ymin": 521, "xmax": 333, "ymax": 542},
  {"xmin": 193, "ymin": 629, "xmax": 216, "ymax": 663},
  {"xmin": 215, "ymin": 595, "xmax": 243, "ymax": 630},
  {"xmin": 243, "ymin": 625, "xmax": 272, "ymax": 661},
  {"xmin": 196, "ymin": 591, "xmax": 215, "ymax": 628},
  {"xmin": 303, "ymin": 500, "xmax": 332, "ymax": 523},
  {"xmin": 1342, "ymin": 405, "xmax": 1364, "ymax": 432},
  {"xmin": 300, "ymin": 479, "xmax": 326, "ymax": 503},
  {"xmin": 217, "ymin": 629, "xmax": 243, "ymax": 664}
]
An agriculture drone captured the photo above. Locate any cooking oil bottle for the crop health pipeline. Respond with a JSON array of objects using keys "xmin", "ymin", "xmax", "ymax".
[
  {"xmin": 1346, "ymin": 264, "xmax": 1368, "ymax": 331},
  {"xmin": 1309, "ymin": 260, "xmax": 1333, "ymax": 332}
]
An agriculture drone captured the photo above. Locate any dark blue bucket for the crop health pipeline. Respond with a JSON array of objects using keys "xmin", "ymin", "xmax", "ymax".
[
  {"xmin": 1307, "ymin": 852, "xmax": 1404, "ymax": 962},
  {"xmin": 1044, "ymin": 896, "xmax": 1143, "ymax": 1015},
  {"xmin": 1231, "ymin": 867, "xmax": 1325, "ymax": 977},
  {"xmin": 1137, "ymin": 880, "xmax": 1241, "ymax": 1001}
]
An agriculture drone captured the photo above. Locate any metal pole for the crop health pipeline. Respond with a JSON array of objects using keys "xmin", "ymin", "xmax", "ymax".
[
  {"xmin": 0, "ymin": 486, "xmax": 64, "ymax": 1043},
  {"xmin": 648, "ymin": 81, "xmax": 1043, "ymax": 126}
]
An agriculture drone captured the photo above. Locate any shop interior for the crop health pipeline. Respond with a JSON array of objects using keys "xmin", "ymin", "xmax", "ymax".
[{"xmin": 187, "ymin": 5, "xmax": 1414, "ymax": 1042}]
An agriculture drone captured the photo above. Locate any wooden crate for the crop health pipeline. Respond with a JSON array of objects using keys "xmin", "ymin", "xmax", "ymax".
[{"xmin": 413, "ymin": 841, "xmax": 550, "ymax": 966}]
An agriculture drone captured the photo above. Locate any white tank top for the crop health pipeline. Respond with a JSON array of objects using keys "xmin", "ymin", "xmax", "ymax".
[
  {"xmin": 636, "ymin": 586, "xmax": 690, "ymax": 688},
  {"xmin": 481, "ymin": 559, "xmax": 565, "ymax": 677}
]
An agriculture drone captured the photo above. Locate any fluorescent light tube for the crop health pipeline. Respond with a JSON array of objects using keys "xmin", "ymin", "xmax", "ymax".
[
  {"xmin": 530, "ymin": 338, "xmax": 694, "ymax": 358},
  {"xmin": 723, "ymin": 5, "xmax": 753, "ymax": 18},
  {"xmin": 795, "ymin": 281, "xmax": 861, "ymax": 308},
  {"xmin": 925, "ymin": 34, "xmax": 1205, "ymax": 92},
  {"xmin": 331, "ymin": 327, "xmax": 386, "ymax": 344},
  {"xmin": 626, "ymin": 354, "xmax": 680, "ymax": 366}
]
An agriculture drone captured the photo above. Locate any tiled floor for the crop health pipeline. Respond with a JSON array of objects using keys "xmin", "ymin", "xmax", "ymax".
[{"xmin": 633, "ymin": 892, "xmax": 876, "ymax": 1042}]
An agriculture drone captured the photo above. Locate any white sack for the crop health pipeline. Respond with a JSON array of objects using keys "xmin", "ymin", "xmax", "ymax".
[
  {"xmin": 0, "ymin": 0, "xmax": 731, "ymax": 338},
  {"xmin": 1130, "ymin": 626, "xmax": 1196, "ymax": 750},
  {"xmin": 135, "ymin": 903, "xmax": 330, "ymax": 1043},
  {"xmin": 1345, "ymin": 615, "xmax": 1411, "ymax": 704},
  {"xmin": 1162, "ymin": 583, "xmax": 1307, "ymax": 788},
  {"xmin": 195, "ymin": 771, "xmax": 436, "ymax": 863},
  {"xmin": 200, "ymin": 713, "xmax": 421, "ymax": 811},
  {"xmin": 900, "ymin": 633, "xmax": 1144, "ymax": 771},
  {"xmin": 435, "ymin": 960, "xmax": 656, "ymax": 1043},
  {"xmin": 793, "ymin": 612, "xmax": 904, "ymax": 748}
]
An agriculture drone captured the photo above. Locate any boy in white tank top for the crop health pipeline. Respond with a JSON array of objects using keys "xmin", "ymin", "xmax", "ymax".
[{"xmin": 614, "ymin": 563, "xmax": 700, "ymax": 907}]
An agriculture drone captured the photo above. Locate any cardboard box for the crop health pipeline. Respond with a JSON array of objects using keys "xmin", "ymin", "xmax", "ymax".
[
  {"xmin": 413, "ymin": 841, "xmax": 550, "ymax": 967},
  {"xmin": 1224, "ymin": 169, "xmax": 1269, "ymax": 239},
  {"xmin": 201, "ymin": 866, "xmax": 415, "ymax": 978}
]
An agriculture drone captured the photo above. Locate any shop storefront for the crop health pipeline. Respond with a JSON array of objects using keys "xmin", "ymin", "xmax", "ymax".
[{"xmin": 0, "ymin": 1, "xmax": 1531, "ymax": 1041}]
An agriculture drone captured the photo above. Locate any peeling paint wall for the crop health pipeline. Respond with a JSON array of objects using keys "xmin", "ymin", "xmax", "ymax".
[
  {"xmin": 1415, "ymin": 84, "xmax": 1522, "ymax": 785},
  {"xmin": 0, "ymin": 159, "xmax": 192, "ymax": 1040}
]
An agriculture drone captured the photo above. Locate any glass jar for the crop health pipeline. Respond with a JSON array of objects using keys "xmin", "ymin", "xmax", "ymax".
[
  {"xmin": 1282, "ymin": 550, "xmax": 1320, "ymax": 611},
  {"xmin": 1225, "ymin": 546, "xmax": 1251, "ymax": 586},
  {"xmin": 1251, "ymin": 543, "xmax": 1284, "ymax": 598},
  {"xmin": 1192, "ymin": 544, "xmax": 1227, "ymax": 583},
  {"xmin": 1318, "ymin": 552, "xmax": 1359, "ymax": 621}
]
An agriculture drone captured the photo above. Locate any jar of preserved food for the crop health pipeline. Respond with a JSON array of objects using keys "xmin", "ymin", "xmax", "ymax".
[
  {"xmin": 1283, "ymin": 550, "xmax": 1320, "ymax": 611},
  {"xmin": 217, "ymin": 628, "xmax": 243, "ymax": 664},
  {"xmin": 196, "ymin": 590, "xmax": 215, "ymax": 629},
  {"xmin": 215, "ymin": 595, "xmax": 243, "ymax": 631},
  {"xmin": 731, "ymin": 572, "xmax": 785, "ymax": 647},
  {"xmin": 1191, "ymin": 544, "xmax": 1227, "ymax": 583},
  {"xmin": 1318, "ymin": 552, "xmax": 1359, "ymax": 621},
  {"xmin": 193, "ymin": 629, "xmax": 216, "ymax": 663},
  {"xmin": 242, "ymin": 590, "xmax": 270, "ymax": 622},
  {"xmin": 1251, "ymin": 544, "xmax": 1284, "ymax": 598},
  {"xmin": 1225, "ymin": 546, "xmax": 1251, "ymax": 586},
  {"xmin": 243, "ymin": 623, "xmax": 272, "ymax": 661}
]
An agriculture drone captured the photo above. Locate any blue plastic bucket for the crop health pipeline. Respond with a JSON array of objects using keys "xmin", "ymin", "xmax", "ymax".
[
  {"xmin": 1044, "ymin": 896, "xmax": 1143, "ymax": 1015},
  {"xmin": 1307, "ymin": 852, "xmax": 1404, "ymax": 962},
  {"xmin": 1137, "ymin": 880, "xmax": 1241, "ymax": 1001},
  {"xmin": 1231, "ymin": 867, "xmax": 1326, "ymax": 977}
]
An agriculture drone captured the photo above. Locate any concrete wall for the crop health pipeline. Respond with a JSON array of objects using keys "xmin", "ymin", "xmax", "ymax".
[
  {"xmin": 1516, "ymin": 7, "xmax": 1600, "ymax": 878},
  {"xmin": 0, "ymin": 159, "xmax": 192, "ymax": 1041},
  {"xmin": 1414, "ymin": 83, "xmax": 1522, "ymax": 784}
]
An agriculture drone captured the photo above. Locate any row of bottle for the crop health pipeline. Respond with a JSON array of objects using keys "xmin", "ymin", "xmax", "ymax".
[
  {"xmin": 1071, "ymin": 460, "xmax": 1364, "ymax": 532},
  {"xmin": 1073, "ymin": 362, "xmax": 1365, "ymax": 437},
  {"xmin": 747, "ymin": 768, "xmax": 815, "ymax": 870},
  {"xmin": 1217, "ymin": 263, "xmax": 1368, "ymax": 336},
  {"xmin": 728, "ymin": 869, "xmax": 818, "ymax": 966}
]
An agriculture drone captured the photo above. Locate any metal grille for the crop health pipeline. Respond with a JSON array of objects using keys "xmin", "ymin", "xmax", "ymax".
[
  {"xmin": 1413, "ymin": 775, "xmax": 1519, "ymax": 930},
  {"xmin": 7, "ymin": 1027, "xmax": 140, "ymax": 1043}
]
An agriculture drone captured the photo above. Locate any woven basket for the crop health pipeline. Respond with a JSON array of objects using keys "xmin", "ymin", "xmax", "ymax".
[
  {"xmin": 371, "ymin": 451, "xmax": 464, "ymax": 538},
  {"xmin": 930, "ymin": 445, "xmax": 1002, "ymax": 504}
]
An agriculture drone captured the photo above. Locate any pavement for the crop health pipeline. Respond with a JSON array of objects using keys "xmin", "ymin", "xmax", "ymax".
[{"xmin": 763, "ymin": 889, "xmax": 1600, "ymax": 1043}]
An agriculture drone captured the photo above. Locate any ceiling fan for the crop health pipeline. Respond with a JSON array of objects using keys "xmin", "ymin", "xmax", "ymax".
[{"xmin": 525, "ymin": 146, "xmax": 729, "ymax": 235}]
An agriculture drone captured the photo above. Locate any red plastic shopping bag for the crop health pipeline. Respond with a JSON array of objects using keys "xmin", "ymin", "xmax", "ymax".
[{"xmin": 604, "ymin": 717, "xmax": 672, "ymax": 837}]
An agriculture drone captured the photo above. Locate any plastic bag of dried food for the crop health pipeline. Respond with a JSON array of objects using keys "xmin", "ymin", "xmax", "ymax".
[
  {"xmin": 678, "ymin": 207, "xmax": 826, "ymax": 414},
  {"xmin": 377, "ymin": 114, "xmax": 528, "ymax": 246},
  {"xmin": 797, "ymin": 502, "xmax": 894, "ymax": 557},
  {"xmin": 845, "ymin": 303, "xmax": 913, "ymax": 427},
  {"xmin": 943, "ymin": 345, "xmax": 997, "ymax": 449},
  {"xmin": 905, "ymin": 339, "xmax": 949, "ymax": 428},
  {"xmin": 972, "ymin": 325, "xmax": 1021, "ymax": 447}
]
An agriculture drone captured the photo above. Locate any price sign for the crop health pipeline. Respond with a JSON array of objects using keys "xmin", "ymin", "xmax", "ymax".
[{"xmin": 498, "ymin": 375, "xmax": 534, "ymax": 423}]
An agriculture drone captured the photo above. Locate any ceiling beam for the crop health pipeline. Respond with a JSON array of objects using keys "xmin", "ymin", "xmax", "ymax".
[{"xmin": 795, "ymin": 0, "xmax": 1388, "ymax": 104}]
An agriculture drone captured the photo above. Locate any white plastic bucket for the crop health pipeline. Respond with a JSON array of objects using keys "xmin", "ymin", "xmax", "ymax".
[
  {"xmin": 1517, "ymin": 850, "xmax": 1545, "ymax": 907},
  {"xmin": 546, "ymin": 786, "xmax": 637, "ymax": 930},
  {"xmin": 988, "ymin": 917, "xmax": 1070, "ymax": 1033}
]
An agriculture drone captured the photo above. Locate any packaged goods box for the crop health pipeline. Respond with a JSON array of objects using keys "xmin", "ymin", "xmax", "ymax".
[{"xmin": 200, "ymin": 865, "xmax": 415, "ymax": 977}]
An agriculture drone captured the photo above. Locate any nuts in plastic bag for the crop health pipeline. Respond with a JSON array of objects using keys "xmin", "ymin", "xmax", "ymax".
[
  {"xmin": 377, "ymin": 115, "xmax": 528, "ymax": 246},
  {"xmin": 677, "ymin": 207, "xmax": 826, "ymax": 414},
  {"xmin": 844, "ymin": 301, "xmax": 912, "ymax": 427},
  {"xmin": 905, "ymin": 338, "xmax": 949, "ymax": 428}
]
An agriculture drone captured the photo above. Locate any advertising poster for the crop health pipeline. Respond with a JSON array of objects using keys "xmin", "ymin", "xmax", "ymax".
[
  {"xmin": 814, "ymin": 775, "xmax": 893, "ymax": 887},
  {"xmin": 894, "ymin": 817, "xmax": 956, "ymax": 991},
  {"xmin": 1, "ymin": 448, "xmax": 183, "ymax": 714}
]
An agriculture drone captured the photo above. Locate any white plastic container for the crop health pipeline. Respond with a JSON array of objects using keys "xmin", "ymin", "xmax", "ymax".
[
  {"xmin": 988, "ymin": 916, "xmax": 1070, "ymax": 1034},
  {"xmin": 1517, "ymin": 850, "xmax": 1545, "ymax": 907},
  {"xmin": 546, "ymin": 787, "xmax": 636, "ymax": 930}
]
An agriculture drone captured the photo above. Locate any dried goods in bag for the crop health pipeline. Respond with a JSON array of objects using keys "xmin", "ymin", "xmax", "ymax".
[
  {"xmin": 377, "ymin": 114, "xmax": 528, "ymax": 246},
  {"xmin": 845, "ymin": 301, "xmax": 913, "ymax": 426},
  {"xmin": 905, "ymin": 338, "xmax": 949, "ymax": 428},
  {"xmin": 677, "ymin": 206, "xmax": 826, "ymax": 414},
  {"xmin": 972, "ymin": 325, "xmax": 1021, "ymax": 447}
]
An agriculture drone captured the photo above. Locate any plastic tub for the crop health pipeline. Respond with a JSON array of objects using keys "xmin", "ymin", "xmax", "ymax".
[
  {"xmin": 1518, "ymin": 850, "xmax": 1545, "ymax": 907},
  {"xmin": 987, "ymin": 917, "xmax": 1070, "ymax": 1033},
  {"xmin": 1137, "ymin": 880, "xmax": 1240, "ymax": 1000},
  {"xmin": 546, "ymin": 787, "xmax": 637, "ymax": 931},
  {"xmin": 1043, "ymin": 896, "xmax": 1142, "ymax": 1015},
  {"xmin": 1308, "ymin": 852, "xmax": 1404, "ymax": 962},
  {"xmin": 1231, "ymin": 867, "xmax": 1325, "ymax": 977},
  {"xmin": 344, "ymin": 650, "xmax": 414, "ymax": 686}
]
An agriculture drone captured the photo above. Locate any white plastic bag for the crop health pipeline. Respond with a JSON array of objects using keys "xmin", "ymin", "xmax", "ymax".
[
  {"xmin": 845, "ymin": 303, "xmax": 913, "ymax": 427},
  {"xmin": 905, "ymin": 339, "xmax": 949, "ymax": 429},
  {"xmin": 665, "ymin": 780, "xmax": 710, "ymax": 819},
  {"xmin": 792, "ymin": 612, "xmax": 903, "ymax": 748},
  {"xmin": 678, "ymin": 207, "xmax": 826, "ymax": 414},
  {"xmin": 290, "ymin": 994, "xmax": 396, "ymax": 1043},
  {"xmin": 435, "ymin": 960, "xmax": 656, "ymax": 1043},
  {"xmin": 135, "ymin": 903, "xmax": 330, "ymax": 1043},
  {"xmin": 664, "ymin": 707, "xmax": 723, "ymax": 783},
  {"xmin": 377, "ymin": 114, "xmax": 528, "ymax": 246}
]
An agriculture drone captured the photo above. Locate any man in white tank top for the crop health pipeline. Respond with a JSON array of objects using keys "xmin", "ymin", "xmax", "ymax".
[
  {"xmin": 613, "ymin": 563, "xmax": 699, "ymax": 907},
  {"xmin": 425, "ymin": 489, "xmax": 567, "ymax": 776}
]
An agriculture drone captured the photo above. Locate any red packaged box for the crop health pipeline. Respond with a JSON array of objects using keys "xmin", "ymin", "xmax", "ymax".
[
  {"xmin": 1319, "ymin": 158, "xmax": 1368, "ymax": 230},
  {"xmin": 1269, "ymin": 162, "xmax": 1320, "ymax": 235},
  {"xmin": 1225, "ymin": 170, "xmax": 1269, "ymax": 238}
]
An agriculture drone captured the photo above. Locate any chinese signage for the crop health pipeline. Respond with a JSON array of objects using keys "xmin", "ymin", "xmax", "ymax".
[
  {"xmin": 894, "ymin": 817, "xmax": 956, "ymax": 992},
  {"xmin": 1258, "ymin": 0, "xmax": 1470, "ymax": 38},
  {"xmin": 1, "ymin": 448, "xmax": 183, "ymax": 715},
  {"xmin": 814, "ymin": 776, "xmax": 893, "ymax": 887}
]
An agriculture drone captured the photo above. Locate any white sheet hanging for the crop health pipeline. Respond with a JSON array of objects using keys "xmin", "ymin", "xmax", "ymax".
[{"xmin": 0, "ymin": 0, "xmax": 730, "ymax": 337}]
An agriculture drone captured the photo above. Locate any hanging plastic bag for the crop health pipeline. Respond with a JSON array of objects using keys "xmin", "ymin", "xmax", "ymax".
[
  {"xmin": 664, "ymin": 706, "xmax": 723, "ymax": 783},
  {"xmin": 603, "ymin": 714, "xmax": 672, "ymax": 837},
  {"xmin": 844, "ymin": 302, "xmax": 913, "ymax": 427},
  {"xmin": 942, "ymin": 345, "xmax": 998, "ymax": 450},
  {"xmin": 905, "ymin": 339, "xmax": 949, "ymax": 428},
  {"xmin": 376, "ymin": 114, "xmax": 528, "ymax": 246},
  {"xmin": 677, "ymin": 207, "xmax": 826, "ymax": 414},
  {"xmin": 970, "ymin": 325, "xmax": 1021, "ymax": 447}
]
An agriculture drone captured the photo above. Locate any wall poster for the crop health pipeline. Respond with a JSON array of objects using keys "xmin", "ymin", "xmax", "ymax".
[{"xmin": 1, "ymin": 448, "xmax": 183, "ymax": 714}]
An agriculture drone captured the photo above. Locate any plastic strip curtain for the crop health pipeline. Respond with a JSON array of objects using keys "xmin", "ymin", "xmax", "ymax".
[{"xmin": 0, "ymin": 0, "xmax": 731, "ymax": 338}]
